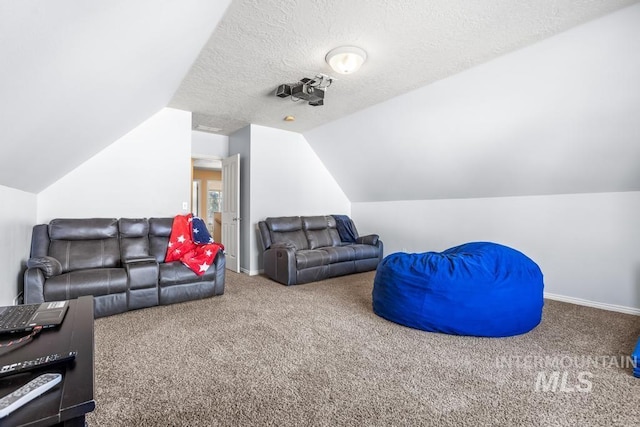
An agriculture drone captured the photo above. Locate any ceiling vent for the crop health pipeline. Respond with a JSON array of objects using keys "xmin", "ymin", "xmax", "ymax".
[{"xmin": 195, "ymin": 124, "xmax": 222, "ymax": 133}]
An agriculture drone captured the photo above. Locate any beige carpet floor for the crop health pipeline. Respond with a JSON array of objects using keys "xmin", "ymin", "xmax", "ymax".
[{"xmin": 87, "ymin": 271, "xmax": 640, "ymax": 426}]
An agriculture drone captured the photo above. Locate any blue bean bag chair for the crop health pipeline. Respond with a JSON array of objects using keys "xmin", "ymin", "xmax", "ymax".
[
  {"xmin": 632, "ymin": 337, "xmax": 640, "ymax": 378},
  {"xmin": 372, "ymin": 242, "xmax": 544, "ymax": 337}
]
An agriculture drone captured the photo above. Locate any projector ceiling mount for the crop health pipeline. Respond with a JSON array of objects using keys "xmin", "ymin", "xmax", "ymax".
[{"xmin": 275, "ymin": 74, "xmax": 334, "ymax": 106}]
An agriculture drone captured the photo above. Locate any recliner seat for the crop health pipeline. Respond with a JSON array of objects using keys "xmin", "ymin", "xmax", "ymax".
[
  {"xmin": 258, "ymin": 215, "xmax": 383, "ymax": 286},
  {"xmin": 24, "ymin": 217, "xmax": 226, "ymax": 318}
]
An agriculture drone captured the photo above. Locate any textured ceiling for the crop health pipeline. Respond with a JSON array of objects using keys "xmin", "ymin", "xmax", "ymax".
[{"xmin": 170, "ymin": 0, "xmax": 640, "ymax": 136}]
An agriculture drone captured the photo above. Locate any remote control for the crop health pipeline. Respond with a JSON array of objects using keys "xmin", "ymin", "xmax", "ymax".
[
  {"xmin": 0, "ymin": 352, "xmax": 76, "ymax": 378},
  {"xmin": 0, "ymin": 373, "xmax": 62, "ymax": 418}
]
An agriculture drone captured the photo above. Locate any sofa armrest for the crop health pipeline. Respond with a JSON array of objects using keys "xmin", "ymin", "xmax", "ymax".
[
  {"xmin": 213, "ymin": 251, "xmax": 226, "ymax": 295},
  {"xmin": 124, "ymin": 258, "xmax": 159, "ymax": 291},
  {"xmin": 272, "ymin": 243, "xmax": 297, "ymax": 250},
  {"xmin": 123, "ymin": 256, "xmax": 157, "ymax": 265},
  {"xmin": 25, "ymin": 255, "xmax": 63, "ymax": 304},
  {"xmin": 27, "ymin": 256, "xmax": 62, "ymax": 278},
  {"xmin": 24, "ymin": 267, "xmax": 46, "ymax": 304},
  {"xmin": 356, "ymin": 234, "xmax": 379, "ymax": 246},
  {"xmin": 263, "ymin": 243, "xmax": 297, "ymax": 285}
]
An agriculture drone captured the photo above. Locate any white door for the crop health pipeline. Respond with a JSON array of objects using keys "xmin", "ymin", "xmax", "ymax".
[{"xmin": 222, "ymin": 154, "xmax": 240, "ymax": 272}]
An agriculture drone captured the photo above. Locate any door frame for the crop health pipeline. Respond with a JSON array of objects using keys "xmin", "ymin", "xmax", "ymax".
[{"xmin": 221, "ymin": 154, "xmax": 240, "ymax": 273}]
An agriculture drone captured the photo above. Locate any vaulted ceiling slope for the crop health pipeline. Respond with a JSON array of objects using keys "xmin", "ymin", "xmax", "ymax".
[
  {"xmin": 2, "ymin": 1, "xmax": 638, "ymax": 197},
  {"xmin": 0, "ymin": 0, "xmax": 232, "ymax": 193},
  {"xmin": 304, "ymin": 3, "xmax": 640, "ymax": 202}
]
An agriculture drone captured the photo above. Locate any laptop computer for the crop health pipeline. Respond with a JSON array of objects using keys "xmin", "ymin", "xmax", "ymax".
[{"xmin": 0, "ymin": 301, "xmax": 69, "ymax": 334}]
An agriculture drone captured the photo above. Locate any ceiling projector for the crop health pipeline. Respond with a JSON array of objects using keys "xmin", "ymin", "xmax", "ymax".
[{"xmin": 275, "ymin": 75, "xmax": 333, "ymax": 106}]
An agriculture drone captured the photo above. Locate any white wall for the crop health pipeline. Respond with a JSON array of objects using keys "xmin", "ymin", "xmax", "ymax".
[
  {"xmin": 230, "ymin": 125, "xmax": 351, "ymax": 274},
  {"xmin": 192, "ymin": 131, "xmax": 229, "ymax": 159},
  {"xmin": 251, "ymin": 125, "xmax": 350, "ymax": 218},
  {"xmin": 0, "ymin": 185, "xmax": 37, "ymax": 305},
  {"xmin": 302, "ymin": 5, "xmax": 640, "ymax": 314},
  {"xmin": 37, "ymin": 108, "xmax": 192, "ymax": 221},
  {"xmin": 229, "ymin": 125, "xmax": 252, "ymax": 274},
  {"xmin": 353, "ymin": 191, "xmax": 640, "ymax": 312}
]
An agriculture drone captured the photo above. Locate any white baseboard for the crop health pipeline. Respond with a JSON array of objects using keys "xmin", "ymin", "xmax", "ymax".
[
  {"xmin": 240, "ymin": 267, "xmax": 262, "ymax": 276},
  {"xmin": 544, "ymin": 292, "xmax": 640, "ymax": 316}
]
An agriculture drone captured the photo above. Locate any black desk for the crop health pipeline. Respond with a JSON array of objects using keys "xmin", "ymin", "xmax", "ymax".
[{"xmin": 0, "ymin": 296, "xmax": 95, "ymax": 426}]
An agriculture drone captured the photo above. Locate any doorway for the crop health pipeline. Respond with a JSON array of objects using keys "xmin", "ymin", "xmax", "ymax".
[
  {"xmin": 191, "ymin": 167, "xmax": 222, "ymax": 242},
  {"xmin": 191, "ymin": 157, "xmax": 223, "ymax": 242},
  {"xmin": 191, "ymin": 154, "xmax": 240, "ymax": 273}
]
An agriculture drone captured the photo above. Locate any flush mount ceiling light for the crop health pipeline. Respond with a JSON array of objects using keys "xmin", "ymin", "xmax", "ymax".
[{"xmin": 325, "ymin": 46, "xmax": 367, "ymax": 75}]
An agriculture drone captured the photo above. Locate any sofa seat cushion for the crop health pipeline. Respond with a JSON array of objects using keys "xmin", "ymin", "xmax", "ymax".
[
  {"xmin": 44, "ymin": 268, "xmax": 127, "ymax": 301},
  {"xmin": 321, "ymin": 246, "xmax": 356, "ymax": 263},
  {"xmin": 295, "ymin": 250, "xmax": 330, "ymax": 269},
  {"xmin": 351, "ymin": 244, "xmax": 381, "ymax": 259},
  {"xmin": 159, "ymin": 261, "xmax": 217, "ymax": 287}
]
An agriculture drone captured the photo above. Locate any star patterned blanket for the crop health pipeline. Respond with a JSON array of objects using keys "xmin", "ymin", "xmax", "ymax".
[{"xmin": 165, "ymin": 214, "xmax": 224, "ymax": 276}]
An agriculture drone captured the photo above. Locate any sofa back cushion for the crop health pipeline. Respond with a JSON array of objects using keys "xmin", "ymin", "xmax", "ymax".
[
  {"xmin": 119, "ymin": 218, "xmax": 150, "ymax": 260},
  {"xmin": 48, "ymin": 218, "xmax": 120, "ymax": 273},
  {"xmin": 148, "ymin": 218, "xmax": 173, "ymax": 262},
  {"xmin": 265, "ymin": 217, "xmax": 309, "ymax": 250},
  {"xmin": 302, "ymin": 216, "xmax": 341, "ymax": 249}
]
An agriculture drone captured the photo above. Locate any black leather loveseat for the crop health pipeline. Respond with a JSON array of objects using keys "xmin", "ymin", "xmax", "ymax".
[
  {"xmin": 24, "ymin": 218, "xmax": 225, "ymax": 318},
  {"xmin": 258, "ymin": 215, "xmax": 383, "ymax": 286}
]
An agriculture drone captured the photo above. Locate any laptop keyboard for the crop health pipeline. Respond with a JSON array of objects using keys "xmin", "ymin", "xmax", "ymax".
[{"xmin": 0, "ymin": 305, "xmax": 39, "ymax": 329}]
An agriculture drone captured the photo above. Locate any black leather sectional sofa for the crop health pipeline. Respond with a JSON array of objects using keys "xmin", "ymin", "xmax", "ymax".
[
  {"xmin": 258, "ymin": 215, "xmax": 383, "ymax": 285},
  {"xmin": 24, "ymin": 218, "xmax": 225, "ymax": 318}
]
